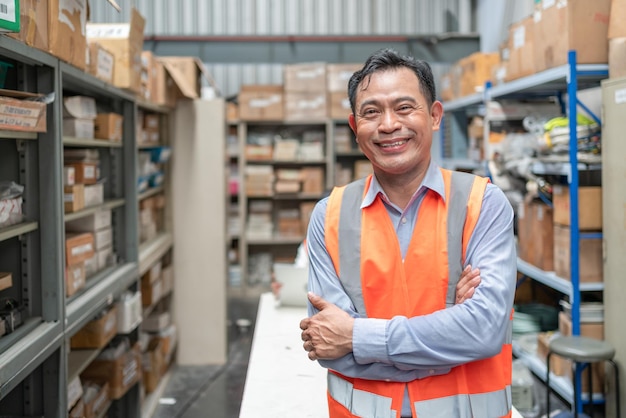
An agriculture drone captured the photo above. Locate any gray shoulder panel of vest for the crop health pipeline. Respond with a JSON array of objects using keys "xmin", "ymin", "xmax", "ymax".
[
  {"xmin": 338, "ymin": 178, "xmax": 367, "ymax": 316},
  {"xmin": 445, "ymin": 171, "xmax": 476, "ymax": 307}
]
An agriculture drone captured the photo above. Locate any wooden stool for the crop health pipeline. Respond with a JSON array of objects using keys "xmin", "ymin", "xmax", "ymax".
[{"xmin": 546, "ymin": 335, "xmax": 620, "ymax": 417}]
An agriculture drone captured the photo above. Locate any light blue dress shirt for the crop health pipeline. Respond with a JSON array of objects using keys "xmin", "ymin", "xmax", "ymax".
[{"xmin": 305, "ymin": 161, "xmax": 516, "ymax": 415}]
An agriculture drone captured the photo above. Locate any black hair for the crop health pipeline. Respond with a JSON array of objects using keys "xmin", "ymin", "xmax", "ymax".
[{"xmin": 347, "ymin": 48, "xmax": 436, "ymax": 115}]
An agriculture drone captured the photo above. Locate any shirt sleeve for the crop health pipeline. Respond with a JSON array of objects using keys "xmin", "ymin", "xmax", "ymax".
[
  {"xmin": 352, "ymin": 183, "xmax": 517, "ymax": 368},
  {"xmin": 306, "ymin": 198, "xmax": 451, "ymax": 380}
]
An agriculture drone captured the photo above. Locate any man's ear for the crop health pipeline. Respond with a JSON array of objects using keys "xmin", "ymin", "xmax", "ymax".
[
  {"xmin": 430, "ymin": 101, "xmax": 443, "ymax": 131},
  {"xmin": 348, "ymin": 113, "xmax": 357, "ymax": 135}
]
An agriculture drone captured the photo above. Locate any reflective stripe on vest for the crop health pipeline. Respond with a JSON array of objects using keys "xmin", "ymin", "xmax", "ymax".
[
  {"xmin": 413, "ymin": 386, "xmax": 512, "ymax": 418},
  {"xmin": 328, "ymin": 373, "xmax": 397, "ymax": 418},
  {"xmin": 328, "ymin": 372, "xmax": 511, "ymax": 418}
]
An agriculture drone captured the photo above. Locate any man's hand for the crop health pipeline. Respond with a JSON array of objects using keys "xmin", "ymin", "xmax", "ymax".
[
  {"xmin": 456, "ymin": 265, "xmax": 480, "ymax": 304},
  {"xmin": 299, "ymin": 293, "xmax": 355, "ymax": 361}
]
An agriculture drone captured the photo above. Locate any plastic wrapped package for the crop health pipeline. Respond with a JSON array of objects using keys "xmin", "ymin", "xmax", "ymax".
[{"xmin": 0, "ymin": 181, "xmax": 24, "ymax": 228}]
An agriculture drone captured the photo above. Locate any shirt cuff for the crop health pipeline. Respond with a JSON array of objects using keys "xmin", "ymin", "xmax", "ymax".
[{"xmin": 353, "ymin": 318, "xmax": 389, "ymax": 365}]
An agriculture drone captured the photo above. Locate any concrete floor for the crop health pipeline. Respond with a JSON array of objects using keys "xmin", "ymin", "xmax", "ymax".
[
  {"xmin": 151, "ymin": 293, "xmax": 259, "ymax": 418},
  {"xmin": 148, "ymin": 292, "xmax": 598, "ymax": 418}
]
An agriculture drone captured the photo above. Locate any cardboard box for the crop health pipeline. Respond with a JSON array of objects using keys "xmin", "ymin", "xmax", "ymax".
[
  {"xmin": 65, "ymin": 262, "xmax": 86, "ymax": 296},
  {"xmin": 70, "ymin": 305, "xmax": 117, "ymax": 349},
  {"xmin": 0, "ymin": 272, "xmax": 13, "ymax": 291},
  {"xmin": 609, "ymin": 37, "xmax": 626, "ymax": 79},
  {"xmin": 552, "ymin": 185, "xmax": 602, "ymax": 230},
  {"xmin": 553, "ymin": 224, "xmax": 603, "ymax": 283},
  {"xmin": 81, "ymin": 342, "xmax": 142, "ymax": 400},
  {"xmin": 65, "ymin": 232, "xmax": 94, "ymax": 266},
  {"xmin": 140, "ymin": 50, "xmax": 158, "ymax": 102},
  {"xmin": 68, "ymin": 398, "xmax": 84, "ymax": 418},
  {"xmin": 609, "ymin": 0, "xmax": 626, "ymax": 38},
  {"xmin": 141, "ymin": 277, "xmax": 162, "ymax": 307},
  {"xmin": 67, "ymin": 375, "xmax": 83, "ymax": 413},
  {"xmin": 66, "ymin": 209, "xmax": 111, "ymax": 232},
  {"xmin": 64, "ymin": 184, "xmax": 85, "ymax": 213},
  {"xmin": 505, "ymin": 16, "xmax": 536, "ymax": 81},
  {"xmin": 86, "ymin": 8, "xmax": 145, "ymax": 93},
  {"xmin": 87, "ymin": 42, "xmax": 115, "ymax": 84},
  {"xmin": 284, "ymin": 62, "xmax": 326, "ymax": 92},
  {"xmin": 93, "ymin": 227, "xmax": 112, "ymax": 251},
  {"xmin": 94, "ymin": 113, "xmax": 123, "ymax": 142},
  {"xmin": 458, "ymin": 52, "xmax": 500, "ymax": 96},
  {"xmin": 238, "ymin": 85, "xmax": 284, "ymax": 121},
  {"xmin": 516, "ymin": 199, "xmax": 558, "ymax": 270},
  {"xmin": 65, "ymin": 161, "xmax": 98, "ymax": 185},
  {"xmin": 63, "ymin": 118, "xmax": 94, "ymax": 139},
  {"xmin": 84, "ymin": 183, "xmax": 104, "ymax": 207},
  {"xmin": 9, "ymin": 0, "xmax": 46, "ymax": 50},
  {"xmin": 96, "ymin": 246, "xmax": 112, "ymax": 270},
  {"xmin": 284, "ymin": 92, "xmax": 327, "ymax": 121},
  {"xmin": 142, "ymin": 339, "xmax": 164, "ymax": 393},
  {"xmin": 48, "ymin": 0, "xmax": 87, "ymax": 70},
  {"xmin": 81, "ymin": 380, "xmax": 110, "ymax": 418},
  {"xmin": 116, "ymin": 291, "xmax": 141, "ymax": 333},
  {"xmin": 326, "ymin": 63, "xmax": 360, "ymax": 92},
  {"xmin": 143, "ymin": 311, "xmax": 171, "ymax": 333},
  {"xmin": 534, "ymin": 0, "xmax": 611, "ymax": 72},
  {"xmin": 328, "ymin": 92, "xmax": 352, "ymax": 120},
  {"xmin": 158, "ymin": 56, "xmax": 211, "ymax": 100},
  {"xmin": 63, "ymin": 95, "xmax": 97, "ymax": 119},
  {"xmin": 0, "ymin": 89, "xmax": 47, "ymax": 132},
  {"xmin": 0, "ymin": 0, "xmax": 20, "ymax": 32}
]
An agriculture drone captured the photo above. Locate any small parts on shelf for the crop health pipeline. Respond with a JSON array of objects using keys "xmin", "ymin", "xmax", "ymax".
[
  {"xmin": 0, "ymin": 298, "xmax": 23, "ymax": 336},
  {"xmin": 0, "ymin": 181, "xmax": 24, "ymax": 228}
]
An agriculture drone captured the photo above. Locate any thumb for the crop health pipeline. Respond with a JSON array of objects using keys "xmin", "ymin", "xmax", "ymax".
[{"xmin": 307, "ymin": 292, "xmax": 329, "ymax": 309}]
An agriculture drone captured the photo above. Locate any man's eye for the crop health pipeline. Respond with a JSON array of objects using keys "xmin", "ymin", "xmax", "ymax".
[
  {"xmin": 397, "ymin": 105, "xmax": 414, "ymax": 112},
  {"xmin": 363, "ymin": 109, "xmax": 380, "ymax": 116}
]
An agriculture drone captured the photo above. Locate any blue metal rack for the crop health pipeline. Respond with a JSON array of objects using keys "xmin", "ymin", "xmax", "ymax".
[{"xmin": 441, "ymin": 50, "xmax": 608, "ymax": 413}]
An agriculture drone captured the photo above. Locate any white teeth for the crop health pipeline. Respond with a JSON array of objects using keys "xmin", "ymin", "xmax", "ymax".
[{"xmin": 381, "ymin": 140, "xmax": 406, "ymax": 148}]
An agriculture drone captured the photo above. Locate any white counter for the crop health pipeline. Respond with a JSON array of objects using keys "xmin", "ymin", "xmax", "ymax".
[
  {"xmin": 239, "ymin": 292, "xmax": 328, "ymax": 418},
  {"xmin": 240, "ymin": 292, "xmax": 522, "ymax": 418}
]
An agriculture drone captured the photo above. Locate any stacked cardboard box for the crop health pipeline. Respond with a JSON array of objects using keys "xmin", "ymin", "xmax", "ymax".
[
  {"xmin": 246, "ymin": 200, "xmax": 273, "ymax": 240},
  {"xmin": 66, "ymin": 209, "xmax": 114, "ymax": 278},
  {"xmin": 552, "ymin": 185, "xmax": 603, "ymax": 283},
  {"xmin": 284, "ymin": 63, "xmax": 327, "ymax": 121},
  {"xmin": 86, "ymin": 8, "xmax": 146, "ymax": 94},
  {"xmin": 239, "ymin": 85, "xmax": 284, "ymax": 121},
  {"xmin": 609, "ymin": 0, "xmax": 626, "ymax": 78},
  {"xmin": 327, "ymin": 63, "xmax": 360, "ymax": 120}
]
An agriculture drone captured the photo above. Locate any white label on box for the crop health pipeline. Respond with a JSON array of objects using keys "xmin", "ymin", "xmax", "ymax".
[
  {"xmin": 0, "ymin": 0, "xmax": 16, "ymax": 23},
  {"xmin": 84, "ymin": 165, "xmax": 96, "ymax": 179},
  {"xmin": 64, "ymin": 167, "xmax": 75, "ymax": 186},
  {"xmin": 64, "ymin": 193, "xmax": 75, "ymax": 202},
  {"xmin": 96, "ymin": 49, "xmax": 115, "ymax": 81},
  {"xmin": 513, "ymin": 26, "xmax": 526, "ymax": 49},
  {"xmin": 86, "ymin": 23, "xmax": 130, "ymax": 39},
  {"xmin": 615, "ymin": 88, "xmax": 626, "ymax": 104},
  {"xmin": 0, "ymin": 115, "xmax": 40, "ymax": 129},
  {"xmin": 71, "ymin": 242, "xmax": 93, "ymax": 257}
]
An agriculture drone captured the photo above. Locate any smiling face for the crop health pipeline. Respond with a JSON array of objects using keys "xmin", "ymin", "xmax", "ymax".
[{"xmin": 348, "ymin": 67, "xmax": 443, "ymax": 185}]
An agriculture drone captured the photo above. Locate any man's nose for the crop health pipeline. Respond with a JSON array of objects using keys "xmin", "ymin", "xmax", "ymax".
[{"xmin": 378, "ymin": 110, "xmax": 401, "ymax": 132}]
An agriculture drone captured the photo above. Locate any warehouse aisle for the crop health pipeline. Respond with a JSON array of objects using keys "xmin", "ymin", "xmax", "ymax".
[{"xmin": 151, "ymin": 294, "xmax": 259, "ymax": 418}]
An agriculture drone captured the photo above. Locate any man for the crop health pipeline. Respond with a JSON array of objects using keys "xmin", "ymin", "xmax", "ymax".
[{"xmin": 299, "ymin": 48, "xmax": 516, "ymax": 418}]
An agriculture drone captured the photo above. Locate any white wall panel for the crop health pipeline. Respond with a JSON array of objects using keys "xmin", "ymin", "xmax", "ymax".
[{"xmin": 90, "ymin": 0, "xmax": 467, "ymax": 37}]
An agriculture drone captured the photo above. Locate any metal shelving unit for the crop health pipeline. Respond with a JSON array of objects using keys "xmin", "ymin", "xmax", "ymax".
[
  {"xmin": 0, "ymin": 33, "xmax": 171, "ymax": 417},
  {"xmin": 237, "ymin": 120, "xmax": 331, "ymax": 292},
  {"xmin": 441, "ymin": 50, "xmax": 608, "ymax": 414}
]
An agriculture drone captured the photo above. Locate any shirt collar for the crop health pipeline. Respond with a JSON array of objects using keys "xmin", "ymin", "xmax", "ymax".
[{"xmin": 361, "ymin": 160, "xmax": 446, "ymax": 209}]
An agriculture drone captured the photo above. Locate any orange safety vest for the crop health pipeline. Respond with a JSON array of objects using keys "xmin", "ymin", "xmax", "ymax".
[{"xmin": 323, "ymin": 169, "xmax": 513, "ymax": 418}]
